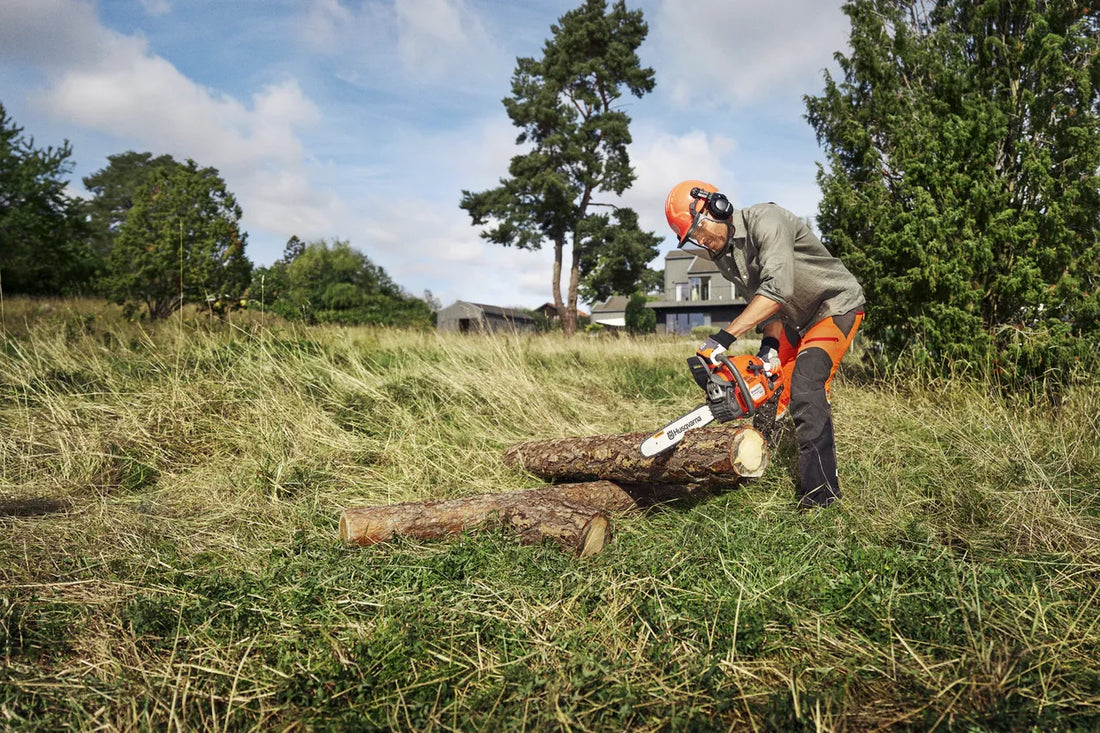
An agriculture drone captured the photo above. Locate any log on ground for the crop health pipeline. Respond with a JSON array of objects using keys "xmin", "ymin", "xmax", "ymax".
[
  {"xmin": 503, "ymin": 425, "xmax": 768, "ymax": 487},
  {"xmin": 339, "ymin": 481, "xmax": 631, "ymax": 556}
]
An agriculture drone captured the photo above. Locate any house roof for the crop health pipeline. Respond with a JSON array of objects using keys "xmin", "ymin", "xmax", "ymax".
[
  {"xmin": 454, "ymin": 301, "xmax": 536, "ymax": 321},
  {"xmin": 535, "ymin": 302, "xmax": 589, "ymax": 318},
  {"xmin": 473, "ymin": 302, "xmax": 536, "ymax": 320},
  {"xmin": 591, "ymin": 295, "xmax": 630, "ymax": 313},
  {"xmin": 665, "ymin": 249, "xmax": 695, "ymax": 260},
  {"xmin": 687, "ymin": 257, "xmax": 721, "ymax": 275}
]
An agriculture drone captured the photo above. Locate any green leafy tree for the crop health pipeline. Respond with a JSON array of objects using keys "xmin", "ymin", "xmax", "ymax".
[
  {"xmin": 578, "ymin": 207, "xmax": 662, "ymax": 303},
  {"xmin": 250, "ymin": 235, "xmax": 305, "ymax": 312},
  {"xmin": 0, "ymin": 101, "xmax": 94, "ymax": 294},
  {"xmin": 105, "ymin": 160, "xmax": 251, "ymax": 319},
  {"xmin": 262, "ymin": 239, "xmax": 432, "ymax": 326},
  {"xmin": 806, "ymin": 0, "xmax": 1100, "ymax": 383},
  {"xmin": 83, "ymin": 151, "xmax": 181, "ymax": 261},
  {"xmin": 460, "ymin": 0, "xmax": 657, "ymax": 337},
  {"xmin": 624, "ymin": 290, "xmax": 655, "ymax": 335}
]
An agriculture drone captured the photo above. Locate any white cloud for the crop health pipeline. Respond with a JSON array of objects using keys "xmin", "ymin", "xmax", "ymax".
[
  {"xmin": 651, "ymin": 0, "xmax": 849, "ymax": 110},
  {"xmin": 140, "ymin": 0, "xmax": 172, "ymax": 17},
  {"xmin": 1, "ymin": 0, "xmax": 335, "ymax": 265},
  {"xmin": 0, "ymin": 0, "xmax": 106, "ymax": 70},
  {"xmin": 300, "ymin": 0, "xmax": 500, "ymax": 86},
  {"xmin": 395, "ymin": 0, "xmax": 493, "ymax": 78}
]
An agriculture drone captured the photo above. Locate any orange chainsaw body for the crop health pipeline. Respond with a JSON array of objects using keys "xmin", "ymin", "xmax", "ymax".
[
  {"xmin": 688, "ymin": 353, "xmax": 778, "ymax": 421},
  {"xmin": 715, "ymin": 354, "xmax": 777, "ymax": 414}
]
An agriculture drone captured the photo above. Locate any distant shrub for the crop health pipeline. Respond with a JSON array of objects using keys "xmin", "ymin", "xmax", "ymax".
[
  {"xmin": 690, "ymin": 325, "xmax": 712, "ymax": 339},
  {"xmin": 624, "ymin": 292, "xmax": 655, "ymax": 336}
]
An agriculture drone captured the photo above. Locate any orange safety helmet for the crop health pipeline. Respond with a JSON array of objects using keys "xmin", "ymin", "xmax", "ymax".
[{"xmin": 664, "ymin": 180, "xmax": 735, "ymax": 259}]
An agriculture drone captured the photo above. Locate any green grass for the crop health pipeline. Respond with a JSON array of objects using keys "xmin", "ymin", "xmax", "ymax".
[{"xmin": 1, "ymin": 297, "xmax": 1098, "ymax": 731}]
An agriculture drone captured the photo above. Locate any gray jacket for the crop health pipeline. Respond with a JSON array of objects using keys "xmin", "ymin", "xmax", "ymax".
[{"xmin": 714, "ymin": 203, "xmax": 865, "ymax": 334}]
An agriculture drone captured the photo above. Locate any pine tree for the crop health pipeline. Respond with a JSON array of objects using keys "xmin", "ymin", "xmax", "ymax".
[
  {"xmin": 0, "ymin": 101, "xmax": 94, "ymax": 294},
  {"xmin": 460, "ymin": 0, "xmax": 658, "ymax": 336}
]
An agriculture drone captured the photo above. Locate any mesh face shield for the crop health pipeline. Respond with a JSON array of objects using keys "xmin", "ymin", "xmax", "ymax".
[{"xmin": 676, "ymin": 208, "xmax": 733, "ymax": 261}]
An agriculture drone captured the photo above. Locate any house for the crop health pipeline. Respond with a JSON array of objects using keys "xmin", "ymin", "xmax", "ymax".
[
  {"xmin": 436, "ymin": 300, "xmax": 538, "ymax": 333},
  {"xmin": 590, "ymin": 295, "xmax": 629, "ymax": 328},
  {"xmin": 645, "ymin": 250, "xmax": 747, "ymax": 335}
]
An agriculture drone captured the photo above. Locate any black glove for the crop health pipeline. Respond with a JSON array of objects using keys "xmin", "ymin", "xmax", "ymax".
[
  {"xmin": 757, "ymin": 336, "xmax": 781, "ymax": 377},
  {"xmin": 697, "ymin": 330, "xmax": 736, "ymax": 366}
]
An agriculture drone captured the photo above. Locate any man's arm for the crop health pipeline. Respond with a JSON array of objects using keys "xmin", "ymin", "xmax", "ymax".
[{"xmin": 719, "ymin": 294, "xmax": 781, "ymax": 339}]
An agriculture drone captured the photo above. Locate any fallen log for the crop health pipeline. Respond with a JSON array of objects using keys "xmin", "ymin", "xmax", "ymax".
[
  {"xmin": 340, "ymin": 481, "xmax": 630, "ymax": 556},
  {"xmin": 503, "ymin": 425, "xmax": 768, "ymax": 487}
]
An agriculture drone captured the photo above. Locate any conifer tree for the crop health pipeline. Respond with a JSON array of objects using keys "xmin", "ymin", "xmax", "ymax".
[
  {"xmin": 0, "ymin": 102, "xmax": 94, "ymax": 294},
  {"xmin": 460, "ymin": 0, "xmax": 657, "ymax": 336},
  {"xmin": 806, "ymin": 0, "xmax": 1100, "ymax": 382}
]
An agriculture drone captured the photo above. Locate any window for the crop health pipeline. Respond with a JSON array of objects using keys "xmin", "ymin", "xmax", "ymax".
[
  {"xmin": 667, "ymin": 312, "xmax": 710, "ymax": 335},
  {"xmin": 689, "ymin": 276, "xmax": 710, "ymax": 301}
]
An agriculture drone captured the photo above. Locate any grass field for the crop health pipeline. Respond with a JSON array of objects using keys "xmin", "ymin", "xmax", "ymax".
[{"xmin": 1, "ymin": 297, "xmax": 1098, "ymax": 731}]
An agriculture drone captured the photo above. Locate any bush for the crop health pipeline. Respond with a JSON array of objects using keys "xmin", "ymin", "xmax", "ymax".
[{"xmin": 624, "ymin": 292, "xmax": 655, "ymax": 335}]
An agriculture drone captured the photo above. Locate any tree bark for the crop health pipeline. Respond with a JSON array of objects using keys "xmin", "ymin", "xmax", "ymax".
[
  {"xmin": 503, "ymin": 425, "xmax": 768, "ymax": 487},
  {"xmin": 340, "ymin": 481, "xmax": 630, "ymax": 557}
]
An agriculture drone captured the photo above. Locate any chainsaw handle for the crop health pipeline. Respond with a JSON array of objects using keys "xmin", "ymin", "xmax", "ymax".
[{"xmin": 714, "ymin": 353, "xmax": 756, "ymax": 418}]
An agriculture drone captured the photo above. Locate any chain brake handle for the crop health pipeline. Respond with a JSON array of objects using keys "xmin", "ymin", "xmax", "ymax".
[{"xmin": 687, "ymin": 354, "xmax": 756, "ymax": 420}]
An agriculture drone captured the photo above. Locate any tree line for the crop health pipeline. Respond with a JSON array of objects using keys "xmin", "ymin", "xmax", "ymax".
[{"xmin": 0, "ymin": 105, "xmax": 433, "ymax": 326}]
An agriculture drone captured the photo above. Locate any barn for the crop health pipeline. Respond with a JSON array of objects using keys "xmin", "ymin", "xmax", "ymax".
[{"xmin": 436, "ymin": 300, "xmax": 538, "ymax": 333}]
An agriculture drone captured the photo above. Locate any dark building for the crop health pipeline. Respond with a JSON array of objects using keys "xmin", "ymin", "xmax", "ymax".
[{"xmin": 436, "ymin": 300, "xmax": 538, "ymax": 333}]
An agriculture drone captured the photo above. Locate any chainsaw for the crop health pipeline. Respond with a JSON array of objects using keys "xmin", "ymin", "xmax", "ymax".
[{"xmin": 639, "ymin": 352, "xmax": 782, "ymax": 458}]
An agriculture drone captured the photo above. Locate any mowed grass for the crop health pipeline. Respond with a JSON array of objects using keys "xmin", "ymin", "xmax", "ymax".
[{"xmin": 1, "ymin": 298, "xmax": 1098, "ymax": 731}]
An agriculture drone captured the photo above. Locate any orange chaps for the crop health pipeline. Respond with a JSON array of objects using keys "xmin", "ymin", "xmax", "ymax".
[{"xmin": 774, "ymin": 309, "xmax": 864, "ymax": 507}]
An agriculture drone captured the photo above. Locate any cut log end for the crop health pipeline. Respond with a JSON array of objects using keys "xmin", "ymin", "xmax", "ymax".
[
  {"xmin": 578, "ymin": 515, "xmax": 609, "ymax": 557},
  {"xmin": 339, "ymin": 513, "xmax": 379, "ymax": 545},
  {"xmin": 730, "ymin": 427, "xmax": 768, "ymax": 478}
]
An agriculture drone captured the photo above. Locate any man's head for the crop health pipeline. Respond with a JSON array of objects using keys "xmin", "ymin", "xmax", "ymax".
[{"xmin": 664, "ymin": 180, "xmax": 735, "ymax": 260}]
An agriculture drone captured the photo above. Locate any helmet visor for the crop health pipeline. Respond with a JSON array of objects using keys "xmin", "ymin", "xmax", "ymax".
[{"xmin": 676, "ymin": 215, "xmax": 726, "ymax": 260}]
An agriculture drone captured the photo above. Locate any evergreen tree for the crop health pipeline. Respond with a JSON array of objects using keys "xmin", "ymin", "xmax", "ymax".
[
  {"xmin": 460, "ymin": 0, "xmax": 657, "ymax": 336},
  {"xmin": 281, "ymin": 234, "xmax": 305, "ymax": 263},
  {"xmin": 624, "ymin": 291, "xmax": 655, "ymax": 335},
  {"xmin": 105, "ymin": 160, "xmax": 251, "ymax": 319},
  {"xmin": 83, "ymin": 151, "xmax": 181, "ymax": 260},
  {"xmin": 0, "ymin": 101, "xmax": 94, "ymax": 294},
  {"xmin": 806, "ymin": 0, "xmax": 1100, "ymax": 382},
  {"xmin": 578, "ymin": 208, "xmax": 662, "ymax": 303},
  {"xmin": 249, "ymin": 235, "xmax": 304, "ymax": 310}
]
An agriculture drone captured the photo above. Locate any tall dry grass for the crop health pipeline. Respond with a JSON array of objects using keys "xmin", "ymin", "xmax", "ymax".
[{"xmin": 1, "ymin": 297, "xmax": 1098, "ymax": 731}]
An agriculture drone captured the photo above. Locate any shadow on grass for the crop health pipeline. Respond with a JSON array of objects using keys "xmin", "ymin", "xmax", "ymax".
[{"xmin": 0, "ymin": 497, "xmax": 71, "ymax": 518}]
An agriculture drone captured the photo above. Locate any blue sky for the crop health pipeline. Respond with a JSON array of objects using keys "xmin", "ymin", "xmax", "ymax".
[{"xmin": 0, "ymin": 0, "xmax": 852, "ymax": 309}]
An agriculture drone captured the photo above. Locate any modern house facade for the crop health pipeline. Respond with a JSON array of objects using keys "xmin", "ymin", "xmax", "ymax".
[
  {"xmin": 645, "ymin": 250, "xmax": 747, "ymax": 335},
  {"xmin": 436, "ymin": 301, "xmax": 538, "ymax": 333}
]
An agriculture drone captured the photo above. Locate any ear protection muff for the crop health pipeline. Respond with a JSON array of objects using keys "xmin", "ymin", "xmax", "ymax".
[{"xmin": 689, "ymin": 187, "xmax": 733, "ymax": 221}]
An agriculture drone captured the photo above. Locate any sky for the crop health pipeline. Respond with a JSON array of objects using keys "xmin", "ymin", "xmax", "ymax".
[{"xmin": 0, "ymin": 0, "xmax": 853, "ymax": 310}]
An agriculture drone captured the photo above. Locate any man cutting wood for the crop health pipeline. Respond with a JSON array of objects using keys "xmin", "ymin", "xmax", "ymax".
[{"xmin": 664, "ymin": 180, "xmax": 866, "ymax": 509}]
